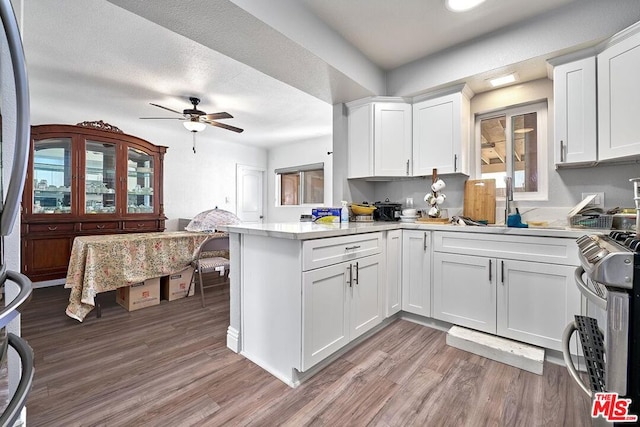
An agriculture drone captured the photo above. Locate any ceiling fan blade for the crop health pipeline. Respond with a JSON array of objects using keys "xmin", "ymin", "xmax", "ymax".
[
  {"xmin": 139, "ymin": 117, "xmax": 184, "ymax": 120},
  {"xmin": 203, "ymin": 112, "xmax": 233, "ymax": 120},
  {"xmin": 204, "ymin": 119, "xmax": 244, "ymax": 133},
  {"xmin": 150, "ymin": 103, "xmax": 183, "ymax": 115}
]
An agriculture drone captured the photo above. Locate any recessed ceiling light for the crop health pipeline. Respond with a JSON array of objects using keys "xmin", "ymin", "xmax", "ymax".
[
  {"xmin": 488, "ymin": 73, "xmax": 516, "ymax": 87},
  {"xmin": 445, "ymin": 0, "xmax": 486, "ymax": 12}
]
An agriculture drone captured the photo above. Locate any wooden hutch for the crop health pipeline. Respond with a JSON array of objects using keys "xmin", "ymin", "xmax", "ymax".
[{"xmin": 21, "ymin": 121, "xmax": 167, "ymax": 282}]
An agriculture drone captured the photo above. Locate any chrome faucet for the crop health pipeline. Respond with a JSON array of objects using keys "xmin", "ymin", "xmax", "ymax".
[{"xmin": 504, "ymin": 176, "xmax": 513, "ymax": 225}]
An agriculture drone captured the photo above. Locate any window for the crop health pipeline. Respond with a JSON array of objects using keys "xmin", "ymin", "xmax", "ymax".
[
  {"xmin": 275, "ymin": 163, "xmax": 324, "ymax": 206},
  {"xmin": 476, "ymin": 101, "xmax": 548, "ymax": 200}
]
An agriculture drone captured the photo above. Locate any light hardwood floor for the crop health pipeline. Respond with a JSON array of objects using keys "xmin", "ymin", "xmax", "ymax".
[{"xmin": 21, "ymin": 283, "xmax": 592, "ymax": 426}]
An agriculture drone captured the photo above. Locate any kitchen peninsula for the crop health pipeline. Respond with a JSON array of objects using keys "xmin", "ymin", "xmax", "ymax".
[{"xmin": 219, "ymin": 221, "xmax": 587, "ymax": 387}]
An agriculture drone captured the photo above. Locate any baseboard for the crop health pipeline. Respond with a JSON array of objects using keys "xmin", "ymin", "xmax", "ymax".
[{"xmin": 226, "ymin": 326, "xmax": 240, "ymax": 353}]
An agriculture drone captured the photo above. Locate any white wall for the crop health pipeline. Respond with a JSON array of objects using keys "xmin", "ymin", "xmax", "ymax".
[{"xmin": 267, "ymin": 135, "xmax": 333, "ymax": 223}]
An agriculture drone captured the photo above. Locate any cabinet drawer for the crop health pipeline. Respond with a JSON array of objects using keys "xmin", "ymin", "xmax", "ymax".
[
  {"xmin": 302, "ymin": 232, "xmax": 382, "ymax": 271},
  {"xmin": 123, "ymin": 220, "xmax": 158, "ymax": 230},
  {"xmin": 79, "ymin": 221, "xmax": 120, "ymax": 232},
  {"xmin": 433, "ymin": 231, "xmax": 579, "ymax": 265},
  {"xmin": 27, "ymin": 223, "xmax": 75, "ymax": 233}
]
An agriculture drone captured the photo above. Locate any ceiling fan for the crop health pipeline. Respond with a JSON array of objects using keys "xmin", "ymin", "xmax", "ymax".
[{"xmin": 140, "ymin": 97, "xmax": 244, "ymax": 134}]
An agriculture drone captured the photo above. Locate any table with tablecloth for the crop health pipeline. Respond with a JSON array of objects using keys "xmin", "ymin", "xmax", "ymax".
[{"xmin": 65, "ymin": 231, "xmax": 225, "ymax": 321}]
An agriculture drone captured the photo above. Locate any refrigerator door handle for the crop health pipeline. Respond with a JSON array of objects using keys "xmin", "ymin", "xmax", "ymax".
[
  {"xmin": 0, "ymin": 333, "xmax": 34, "ymax": 427},
  {"xmin": 0, "ymin": 270, "xmax": 32, "ymax": 329},
  {"xmin": 0, "ymin": 0, "xmax": 31, "ymax": 236}
]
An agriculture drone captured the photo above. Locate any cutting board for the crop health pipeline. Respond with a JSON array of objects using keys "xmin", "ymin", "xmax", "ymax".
[{"xmin": 463, "ymin": 179, "xmax": 496, "ymax": 223}]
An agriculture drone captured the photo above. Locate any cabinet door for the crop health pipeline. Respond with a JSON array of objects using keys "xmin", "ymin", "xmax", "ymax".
[
  {"xmin": 302, "ymin": 262, "xmax": 350, "ymax": 371},
  {"xmin": 374, "ymin": 103, "xmax": 412, "ymax": 176},
  {"xmin": 553, "ymin": 57, "xmax": 597, "ymax": 165},
  {"xmin": 497, "ymin": 260, "xmax": 579, "ymax": 351},
  {"xmin": 127, "ymin": 147, "xmax": 156, "ymax": 214},
  {"xmin": 598, "ymin": 30, "xmax": 640, "ymax": 161},
  {"xmin": 350, "ymin": 253, "xmax": 383, "ymax": 340},
  {"xmin": 432, "ymin": 252, "xmax": 496, "ymax": 334},
  {"xmin": 385, "ymin": 230, "xmax": 402, "ymax": 317},
  {"xmin": 83, "ymin": 140, "xmax": 118, "ymax": 215},
  {"xmin": 402, "ymin": 230, "xmax": 431, "ymax": 317},
  {"xmin": 347, "ymin": 103, "xmax": 374, "ymax": 178},
  {"xmin": 413, "ymin": 92, "xmax": 467, "ymax": 176},
  {"xmin": 22, "ymin": 235, "xmax": 74, "ymax": 282}
]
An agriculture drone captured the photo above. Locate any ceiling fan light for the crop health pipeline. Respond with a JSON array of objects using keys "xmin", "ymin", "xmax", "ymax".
[
  {"xmin": 445, "ymin": 0, "xmax": 486, "ymax": 12},
  {"xmin": 183, "ymin": 120, "xmax": 206, "ymax": 132}
]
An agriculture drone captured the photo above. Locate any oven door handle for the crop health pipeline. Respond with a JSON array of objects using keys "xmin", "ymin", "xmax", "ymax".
[
  {"xmin": 574, "ymin": 266, "xmax": 607, "ymax": 311},
  {"xmin": 562, "ymin": 321, "xmax": 592, "ymax": 398}
]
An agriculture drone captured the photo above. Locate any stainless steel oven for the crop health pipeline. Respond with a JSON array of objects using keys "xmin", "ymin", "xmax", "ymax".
[{"xmin": 563, "ymin": 231, "xmax": 639, "ymax": 425}]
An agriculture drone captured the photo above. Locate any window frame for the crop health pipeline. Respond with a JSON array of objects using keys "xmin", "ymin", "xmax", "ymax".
[
  {"xmin": 475, "ymin": 101, "xmax": 548, "ymax": 201},
  {"xmin": 275, "ymin": 162, "xmax": 325, "ymax": 207}
]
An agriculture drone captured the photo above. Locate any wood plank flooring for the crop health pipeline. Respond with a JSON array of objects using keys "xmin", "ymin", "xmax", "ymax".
[{"xmin": 20, "ymin": 284, "xmax": 592, "ymax": 426}]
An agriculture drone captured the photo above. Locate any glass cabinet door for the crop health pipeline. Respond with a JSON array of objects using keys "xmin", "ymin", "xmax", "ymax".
[
  {"xmin": 33, "ymin": 138, "xmax": 72, "ymax": 214},
  {"xmin": 127, "ymin": 148, "xmax": 154, "ymax": 214},
  {"xmin": 85, "ymin": 141, "xmax": 117, "ymax": 214}
]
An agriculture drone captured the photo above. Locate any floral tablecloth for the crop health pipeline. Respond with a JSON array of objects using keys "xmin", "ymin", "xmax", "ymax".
[{"xmin": 65, "ymin": 231, "xmax": 217, "ymax": 321}]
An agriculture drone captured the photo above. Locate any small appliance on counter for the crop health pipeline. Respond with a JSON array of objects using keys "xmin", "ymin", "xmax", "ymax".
[{"xmin": 373, "ymin": 198, "xmax": 402, "ymax": 221}]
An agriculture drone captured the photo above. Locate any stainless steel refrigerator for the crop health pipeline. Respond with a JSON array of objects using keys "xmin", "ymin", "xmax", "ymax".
[{"xmin": 0, "ymin": 0, "xmax": 34, "ymax": 424}]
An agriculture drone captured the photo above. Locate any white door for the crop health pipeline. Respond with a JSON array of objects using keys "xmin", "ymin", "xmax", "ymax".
[
  {"xmin": 385, "ymin": 229, "xmax": 402, "ymax": 317},
  {"xmin": 401, "ymin": 230, "xmax": 431, "ymax": 317},
  {"xmin": 497, "ymin": 259, "xmax": 579, "ymax": 351},
  {"xmin": 302, "ymin": 262, "xmax": 350, "ymax": 371},
  {"xmin": 374, "ymin": 102, "xmax": 412, "ymax": 176},
  {"xmin": 432, "ymin": 252, "xmax": 496, "ymax": 334},
  {"xmin": 350, "ymin": 254, "xmax": 383, "ymax": 340},
  {"xmin": 236, "ymin": 164, "xmax": 264, "ymax": 223}
]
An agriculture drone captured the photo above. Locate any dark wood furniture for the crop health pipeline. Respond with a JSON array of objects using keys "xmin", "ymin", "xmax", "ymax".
[{"xmin": 21, "ymin": 121, "xmax": 167, "ymax": 282}]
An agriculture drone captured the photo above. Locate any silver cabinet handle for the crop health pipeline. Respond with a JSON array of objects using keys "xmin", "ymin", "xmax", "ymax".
[
  {"xmin": 423, "ymin": 232, "xmax": 427, "ymax": 251},
  {"xmin": 0, "ymin": 0, "xmax": 30, "ymax": 236},
  {"xmin": 454, "ymin": 154, "xmax": 458, "ymax": 172},
  {"xmin": 354, "ymin": 262, "xmax": 359, "ymax": 285},
  {"xmin": 560, "ymin": 140, "xmax": 565, "ymax": 163},
  {"xmin": 406, "ymin": 159, "xmax": 410, "ymax": 176},
  {"xmin": 501, "ymin": 260, "xmax": 505, "ymax": 284},
  {"xmin": 345, "ymin": 245, "xmax": 361, "ymax": 250},
  {"xmin": 347, "ymin": 264, "xmax": 353, "ymax": 287},
  {"xmin": 489, "ymin": 259, "xmax": 492, "ymax": 282}
]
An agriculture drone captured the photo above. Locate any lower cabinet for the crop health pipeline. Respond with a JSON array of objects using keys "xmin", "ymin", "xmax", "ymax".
[
  {"xmin": 433, "ymin": 249, "xmax": 580, "ymax": 351},
  {"xmin": 433, "ymin": 252, "xmax": 495, "ymax": 333},
  {"xmin": 302, "ymin": 253, "xmax": 383, "ymax": 371},
  {"xmin": 385, "ymin": 229, "xmax": 402, "ymax": 316},
  {"xmin": 402, "ymin": 230, "xmax": 431, "ymax": 317}
]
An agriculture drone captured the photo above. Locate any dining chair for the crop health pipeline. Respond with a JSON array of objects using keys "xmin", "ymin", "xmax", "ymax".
[{"xmin": 189, "ymin": 235, "xmax": 230, "ymax": 307}]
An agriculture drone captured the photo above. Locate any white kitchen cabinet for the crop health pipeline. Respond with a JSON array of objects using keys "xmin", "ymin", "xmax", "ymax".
[
  {"xmin": 302, "ymin": 253, "xmax": 383, "ymax": 370},
  {"xmin": 347, "ymin": 98, "xmax": 412, "ymax": 178},
  {"xmin": 432, "ymin": 252, "xmax": 496, "ymax": 334},
  {"xmin": 401, "ymin": 230, "xmax": 431, "ymax": 317},
  {"xmin": 497, "ymin": 259, "xmax": 579, "ymax": 351},
  {"xmin": 598, "ymin": 22, "xmax": 640, "ymax": 161},
  {"xmin": 552, "ymin": 56, "xmax": 597, "ymax": 166},
  {"xmin": 432, "ymin": 231, "xmax": 581, "ymax": 351},
  {"xmin": 412, "ymin": 88, "xmax": 470, "ymax": 176},
  {"xmin": 385, "ymin": 229, "xmax": 402, "ymax": 317}
]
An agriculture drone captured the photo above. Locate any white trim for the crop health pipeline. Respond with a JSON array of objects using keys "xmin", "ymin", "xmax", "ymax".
[{"xmin": 226, "ymin": 326, "xmax": 240, "ymax": 353}]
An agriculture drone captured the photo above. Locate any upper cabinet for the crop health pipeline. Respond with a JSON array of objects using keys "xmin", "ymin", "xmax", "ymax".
[
  {"xmin": 22, "ymin": 121, "xmax": 167, "ymax": 282},
  {"xmin": 552, "ymin": 56, "xmax": 597, "ymax": 166},
  {"xmin": 347, "ymin": 98, "xmax": 412, "ymax": 178},
  {"xmin": 413, "ymin": 88, "xmax": 471, "ymax": 176},
  {"xmin": 598, "ymin": 24, "xmax": 640, "ymax": 161}
]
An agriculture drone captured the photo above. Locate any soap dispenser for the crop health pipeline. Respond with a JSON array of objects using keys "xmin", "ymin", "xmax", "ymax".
[{"xmin": 340, "ymin": 201, "xmax": 349, "ymax": 223}]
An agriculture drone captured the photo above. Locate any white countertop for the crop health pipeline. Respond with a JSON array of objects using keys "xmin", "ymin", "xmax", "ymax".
[{"xmin": 218, "ymin": 221, "xmax": 603, "ymax": 240}]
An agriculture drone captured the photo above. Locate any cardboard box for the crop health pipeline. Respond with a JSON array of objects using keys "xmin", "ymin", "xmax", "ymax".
[
  {"xmin": 116, "ymin": 277, "xmax": 161, "ymax": 311},
  {"xmin": 311, "ymin": 207, "xmax": 341, "ymax": 223},
  {"xmin": 161, "ymin": 266, "xmax": 195, "ymax": 301}
]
